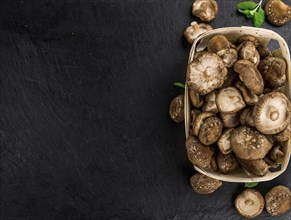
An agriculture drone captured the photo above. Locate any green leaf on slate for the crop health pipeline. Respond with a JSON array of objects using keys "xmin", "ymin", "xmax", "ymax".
[
  {"xmin": 253, "ymin": 9, "xmax": 265, "ymax": 27},
  {"xmin": 174, "ymin": 82, "xmax": 185, "ymax": 89},
  {"xmin": 238, "ymin": 8, "xmax": 251, "ymax": 16},
  {"xmin": 237, "ymin": 1, "xmax": 257, "ymax": 10},
  {"xmin": 244, "ymin": 182, "xmax": 259, "ymax": 188}
]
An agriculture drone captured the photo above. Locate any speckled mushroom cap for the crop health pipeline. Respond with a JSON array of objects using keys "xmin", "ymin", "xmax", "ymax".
[
  {"xmin": 187, "ymin": 52, "xmax": 227, "ymax": 95},
  {"xmin": 235, "ymin": 189, "xmax": 265, "ymax": 218},
  {"xmin": 230, "ymin": 126, "xmax": 273, "ymax": 160},
  {"xmin": 192, "ymin": 0, "xmax": 218, "ymax": 22},
  {"xmin": 265, "ymin": 185, "xmax": 291, "ymax": 216},
  {"xmin": 198, "ymin": 116, "xmax": 223, "ymax": 145},
  {"xmin": 190, "ymin": 173, "xmax": 222, "ymax": 194},
  {"xmin": 265, "ymin": 0, "xmax": 291, "ymax": 26},
  {"xmin": 253, "ymin": 92, "xmax": 291, "ymax": 135},
  {"xmin": 169, "ymin": 95, "xmax": 184, "ymax": 123},
  {"xmin": 207, "ymin": 34, "xmax": 232, "ymax": 53},
  {"xmin": 185, "ymin": 136, "xmax": 213, "ymax": 169}
]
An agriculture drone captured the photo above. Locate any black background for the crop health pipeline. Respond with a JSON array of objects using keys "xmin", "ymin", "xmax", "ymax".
[{"xmin": 0, "ymin": 0, "xmax": 291, "ymax": 219}]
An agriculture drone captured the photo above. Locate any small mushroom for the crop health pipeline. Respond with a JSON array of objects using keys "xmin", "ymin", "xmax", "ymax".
[
  {"xmin": 258, "ymin": 56, "xmax": 287, "ymax": 88},
  {"xmin": 217, "ymin": 48, "xmax": 238, "ymax": 68},
  {"xmin": 216, "ymin": 87, "xmax": 246, "ymax": 113},
  {"xmin": 268, "ymin": 144, "xmax": 285, "ymax": 163},
  {"xmin": 239, "ymin": 108, "xmax": 255, "ymax": 127},
  {"xmin": 257, "ymin": 45, "xmax": 273, "ymax": 59},
  {"xmin": 238, "ymin": 42, "xmax": 260, "ymax": 66},
  {"xmin": 198, "ymin": 116, "xmax": 223, "ymax": 145},
  {"xmin": 217, "ymin": 128, "xmax": 235, "ymax": 154},
  {"xmin": 265, "ymin": 0, "xmax": 291, "ymax": 26},
  {"xmin": 265, "ymin": 185, "xmax": 291, "ymax": 216},
  {"xmin": 192, "ymin": 0, "xmax": 218, "ymax": 22},
  {"xmin": 189, "ymin": 89, "xmax": 204, "ymax": 108},
  {"xmin": 192, "ymin": 111, "xmax": 215, "ymax": 136},
  {"xmin": 184, "ymin": 21, "xmax": 213, "ymax": 44},
  {"xmin": 235, "ymin": 81, "xmax": 259, "ymax": 106},
  {"xmin": 253, "ymin": 92, "xmax": 291, "ymax": 135},
  {"xmin": 237, "ymin": 158, "xmax": 270, "ymax": 176},
  {"xmin": 217, "ymin": 152, "xmax": 238, "ymax": 174},
  {"xmin": 264, "ymin": 156, "xmax": 280, "ymax": 168},
  {"xmin": 220, "ymin": 112, "xmax": 240, "ymax": 128},
  {"xmin": 202, "ymin": 90, "xmax": 218, "ymax": 113},
  {"xmin": 169, "ymin": 95, "xmax": 184, "ymax": 122},
  {"xmin": 185, "ymin": 136, "xmax": 213, "ymax": 169},
  {"xmin": 231, "ymin": 126, "xmax": 273, "ymax": 160},
  {"xmin": 234, "ymin": 60, "xmax": 264, "ymax": 95},
  {"xmin": 187, "ymin": 52, "xmax": 227, "ymax": 95},
  {"xmin": 236, "ymin": 35, "xmax": 260, "ymax": 47},
  {"xmin": 190, "ymin": 173, "xmax": 222, "ymax": 194},
  {"xmin": 207, "ymin": 34, "xmax": 233, "ymax": 53},
  {"xmin": 235, "ymin": 189, "xmax": 265, "ymax": 218},
  {"xmin": 274, "ymin": 121, "xmax": 291, "ymax": 142}
]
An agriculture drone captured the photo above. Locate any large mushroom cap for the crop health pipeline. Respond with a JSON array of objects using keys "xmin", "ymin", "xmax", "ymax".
[
  {"xmin": 192, "ymin": 0, "xmax": 218, "ymax": 22},
  {"xmin": 265, "ymin": 185, "xmax": 291, "ymax": 216},
  {"xmin": 234, "ymin": 60, "xmax": 264, "ymax": 95},
  {"xmin": 190, "ymin": 173, "xmax": 222, "ymax": 194},
  {"xmin": 235, "ymin": 189, "xmax": 265, "ymax": 218},
  {"xmin": 207, "ymin": 34, "xmax": 232, "ymax": 53},
  {"xmin": 253, "ymin": 92, "xmax": 291, "ymax": 134},
  {"xmin": 169, "ymin": 95, "xmax": 184, "ymax": 123},
  {"xmin": 187, "ymin": 52, "xmax": 227, "ymax": 95},
  {"xmin": 258, "ymin": 56, "xmax": 287, "ymax": 88},
  {"xmin": 216, "ymin": 87, "xmax": 246, "ymax": 113},
  {"xmin": 265, "ymin": 0, "xmax": 291, "ymax": 26},
  {"xmin": 231, "ymin": 126, "xmax": 273, "ymax": 160},
  {"xmin": 185, "ymin": 136, "xmax": 213, "ymax": 168}
]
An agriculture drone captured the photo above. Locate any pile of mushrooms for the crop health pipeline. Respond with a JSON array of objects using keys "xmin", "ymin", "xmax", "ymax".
[{"xmin": 185, "ymin": 34, "xmax": 291, "ymax": 177}]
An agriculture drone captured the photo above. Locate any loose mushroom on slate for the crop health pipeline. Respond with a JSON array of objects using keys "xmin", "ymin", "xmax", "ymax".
[
  {"xmin": 265, "ymin": 185, "xmax": 291, "ymax": 216},
  {"xmin": 235, "ymin": 189, "xmax": 265, "ymax": 218},
  {"xmin": 253, "ymin": 92, "xmax": 291, "ymax": 135},
  {"xmin": 192, "ymin": 0, "xmax": 218, "ymax": 23},
  {"xmin": 184, "ymin": 21, "xmax": 213, "ymax": 44},
  {"xmin": 265, "ymin": 0, "xmax": 291, "ymax": 26},
  {"xmin": 169, "ymin": 95, "xmax": 184, "ymax": 123},
  {"xmin": 190, "ymin": 173, "xmax": 222, "ymax": 194}
]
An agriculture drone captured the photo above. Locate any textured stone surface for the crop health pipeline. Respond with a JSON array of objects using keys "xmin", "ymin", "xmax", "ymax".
[{"xmin": 0, "ymin": 0, "xmax": 290, "ymax": 219}]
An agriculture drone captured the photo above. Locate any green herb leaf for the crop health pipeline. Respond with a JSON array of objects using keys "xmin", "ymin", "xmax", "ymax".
[
  {"xmin": 244, "ymin": 182, "xmax": 259, "ymax": 188},
  {"xmin": 237, "ymin": 1, "xmax": 257, "ymax": 10},
  {"xmin": 174, "ymin": 82, "xmax": 185, "ymax": 89},
  {"xmin": 238, "ymin": 8, "xmax": 252, "ymax": 17},
  {"xmin": 253, "ymin": 8, "xmax": 265, "ymax": 27}
]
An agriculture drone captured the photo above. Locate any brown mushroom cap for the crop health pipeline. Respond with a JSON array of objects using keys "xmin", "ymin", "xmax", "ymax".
[
  {"xmin": 258, "ymin": 56, "xmax": 287, "ymax": 88},
  {"xmin": 220, "ymin": 112, "xmax": 240, "ymax": 128},
  {"xmin": 237, "ymin": 158, "xmax": 269, "ymax": 177},
  {"xmin": 265, "ymin": 185, "xmax": 291, "ymax": 216},
  {"xmin": 265, "ymin": 0, "xmax": 291, "ymax": 26},
  {"xmin": 192, "ymin": 112, "xmax": 215, "ymax": 136},
  {"xmin": 192, "ymin": 0, "xmax": 218, "ymax": 22},
  {"xmin": 217, "ymin": 152, "xmax": 238, "ymax": 174},
  {"xmin": 198, "ymin": 116, "xmax": 223, "ymax": 145},
  {"xmin": 217, "ymin": 48, "xmax": 238, "ymax": 68},
  {"xmin": 221, "ymin": 68, "xmax": 239, "ymax": 88},
  {"xmin": 257, "ymin": 45, "xmax": 273, "ymax": 59},
  {"xmin": 189, "ymin": 89, "xmax": 204, "ymax": 108},
  {"xmin": 190, "ymin": 173, "xmax": 222, "ymax": 194},
  {"xmin": 187, "ymin": 52, "xmax": 227, "ymax": 95},
  {"xmin": 274, "ymin": 121, "xmax": 291, "ymax": 142},
  {"xmin": 203, "ymin": 90, "xmax": 218, "ymax": 113},
  {"xmin": 216, "ymin": 87, "xmax": 246, "ymax": 113},
  {"xmin": 207, "ymin": 35, "xmax": 232, "ymax": 53},
  {"xmin": 236, "ymin": 35, "xmax": 260, "ymax": 47},
  {"xmin": 185, "ymin": 136, "xmax": 213, "ymax": 168},
  {"xmin": 253, "ymin": 92, "xmax": 291, "ymax": 135},
  {"xmin": 238, "ymin": 42, "xmax": 260, "ymax": 66},
  {"xmin": 234, "ymin": 60, "xmax": 264, "ymax": 95},
  {"xmin": 231, "ymin": 126, "xmax": 273, "ymax": 160},
  {"xmin": 169, "ymin": 95, "xmax": 184, "ymax": 123},
  {"xmin": 184, "ymin": 21, "xmax": 213, "ymax": 44},
  {"xmin": 217, "ymin": 128, "xmax": 235, "ymax": 154},
  {"xmin": 235, "ymin": 81, "xmax": 259, "ymax": 106},
  {"xmin": 268, "ymin": 144, "xmax": 285, "ymax": 163},
  {"xmin": 210, "ymin": 154, "xmax": 218, "ymax": 171},
  {"xmin": 235, "ymin": 189, "xmax": 265, "ymax": 218}
]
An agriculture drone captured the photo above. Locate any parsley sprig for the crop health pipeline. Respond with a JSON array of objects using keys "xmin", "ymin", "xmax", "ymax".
[{"xmin": 237, "ymin": 0, "xmax": 265, "ymax": 27}]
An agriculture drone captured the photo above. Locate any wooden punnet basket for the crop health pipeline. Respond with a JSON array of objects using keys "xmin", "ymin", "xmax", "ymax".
[{"xmin": 184, "ymin": 27, "xmax": 291, "ymax": 183}]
